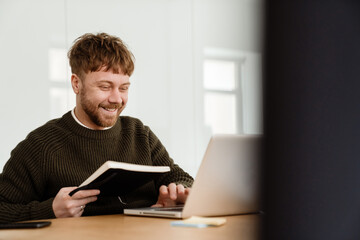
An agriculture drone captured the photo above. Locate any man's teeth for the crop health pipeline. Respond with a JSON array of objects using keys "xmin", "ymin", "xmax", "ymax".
[{"xmin": 104, "ymin": 107, "xmax": 117, "ymax": 112}]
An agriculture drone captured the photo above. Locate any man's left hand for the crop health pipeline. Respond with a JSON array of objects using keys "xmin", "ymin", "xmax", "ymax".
[{"xmin": 152, "ymin": 183, "xmax": 191, "ymax": 207}]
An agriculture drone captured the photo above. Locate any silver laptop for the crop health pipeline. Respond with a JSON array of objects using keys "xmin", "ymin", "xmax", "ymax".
[{"xmin": 124, "ymin": 134, "xmax": 262, "ymax": 218}]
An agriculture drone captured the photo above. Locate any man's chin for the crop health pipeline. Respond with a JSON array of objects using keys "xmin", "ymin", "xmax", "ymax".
[
  {"xmin": 93, "ymin": 109, "xmax": 122, "ymax": 128},
  {"xmin": 99, "ymin": 116, "xmax": 119, "ymax": 128}
]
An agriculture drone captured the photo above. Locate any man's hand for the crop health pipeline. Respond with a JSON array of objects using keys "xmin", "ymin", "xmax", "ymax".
[
  {"xmin": 152, "ymin": 183, "xmax": 191, "ymax": 207},
  {"xmin": 52, "ymin": 187, "xmax": 100, "ymax": 218}
]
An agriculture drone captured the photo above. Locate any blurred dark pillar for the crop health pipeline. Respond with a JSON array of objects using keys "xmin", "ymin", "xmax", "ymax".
[{"xmin": 263, "ymin": 1, "xmax": 360, "ymax": 239}]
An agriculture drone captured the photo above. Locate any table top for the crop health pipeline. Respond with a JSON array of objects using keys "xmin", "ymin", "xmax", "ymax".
[{"xmin": 0, "ymin": 214, "xmax": 261, "ymax": 240}]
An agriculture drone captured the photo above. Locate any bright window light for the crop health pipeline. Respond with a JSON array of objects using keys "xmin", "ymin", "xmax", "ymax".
[
  {"xmin": 203, "ymin": 59, "xmax": 236, "ymax": 91},
  {"xmin": 203, "ymin": 58, "xmax": 238, "ymax": 134},
  {"xmin": 204, "ymin": 92, "xmax": 237, "ymax": 134},
  {"xmin": 49, "ymin": 48, "xmax": 69, "ymax": 82}
]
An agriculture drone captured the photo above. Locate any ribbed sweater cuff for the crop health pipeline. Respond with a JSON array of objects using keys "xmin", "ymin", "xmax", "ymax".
[{"xmin": 31, "ymin": 198, "xmax": 56, "ymax": 220}]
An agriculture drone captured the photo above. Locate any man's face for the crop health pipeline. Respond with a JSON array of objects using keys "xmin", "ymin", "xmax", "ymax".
[{"xmin": 71, "ymin": 67, "xmax": 130, "ymax": 130}]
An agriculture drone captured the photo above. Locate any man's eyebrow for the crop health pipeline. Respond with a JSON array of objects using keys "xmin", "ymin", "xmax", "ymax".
[
  {"xmin": 96, "ymin": 81, "xmax": 130, "ymax": 86},
  {"xmin": 97, "ymin": 80, "xmax": 113, "ymax": 84}
]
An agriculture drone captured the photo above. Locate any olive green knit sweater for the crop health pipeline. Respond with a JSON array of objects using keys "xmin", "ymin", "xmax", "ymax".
[{"xmin": 0, "ymin": 111, "xmax": 193, "ymax": 223}]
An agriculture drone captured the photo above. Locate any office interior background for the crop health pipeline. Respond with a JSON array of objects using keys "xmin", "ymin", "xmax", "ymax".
[{"xmin": 0, "ymin": 0, "xmax": 264, "ymax": 176}]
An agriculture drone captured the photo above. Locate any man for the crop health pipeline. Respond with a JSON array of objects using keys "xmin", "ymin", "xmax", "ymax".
[{"xmin": 0, "ymin": 32, "xmax": 193, "ymax": 223}]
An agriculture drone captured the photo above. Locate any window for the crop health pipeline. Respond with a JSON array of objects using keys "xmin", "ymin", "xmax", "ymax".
[
  {"xmin": 203, "ymin": 58, "xmax": 242, "ymax": 134},
  {"xmin": 202, "ymin": 48, "xmax": 262, "ymax": 136},
  {"xmin": 48, "ymin": 48, "xmax": 74, "ymax": 118}
]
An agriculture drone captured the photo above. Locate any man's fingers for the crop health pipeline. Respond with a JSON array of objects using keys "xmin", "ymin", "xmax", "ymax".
[
  {"xmin": 63, "ymin": 196, "xmax": 97, "ymax": 217},
  {"xmin": 72, "ymin": 205, "xmax": 86, "ymax": 217},
  {"xmin": 177, "ymin": 184, "xmax": 185, "ymax": 195},
  {"xmin": 159, "ymin": 185, "xmax": 169, "ymax": 196},
  {"xmin": 151, "ymin": 203, "xmax": 164, "ymax": 208},
  {"xmin": 77, "ymin": 196, "xmax": 98, "ymax": 206},
  {"xmin": 72, "ymin": 189, "xmax": 100, "ymax": 199},
  {"xmin": 53, "ymin": 187, "xmax": 100, "ymax": 218},
  {"xmin": 168, "ymin": 183, "xmax": 177, "ymax": 200},
  {"xmin": 155, "ymin": 184, "xmax": 191, "ymax": 207}
]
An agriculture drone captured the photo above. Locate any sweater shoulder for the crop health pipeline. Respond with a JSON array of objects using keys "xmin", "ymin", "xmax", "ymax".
[
  {"xmin": 119, "ymin": 116, "xmax": 150, "ymax": 134},
  {"xmin": 7, "ymin": 117, "xmax": 69, "ymax": 171},
  {"xmin": 20, "ymin": 117, "xmax": 72, "ymax": 154},
  {"xmin": 27, "ymin": 117, "xmax": 69, "ymax": 141}
]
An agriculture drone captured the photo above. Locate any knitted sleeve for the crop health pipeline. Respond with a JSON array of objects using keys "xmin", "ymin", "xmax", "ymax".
[
  {"xmin": 147, "ymin": 128, "xmax": 194, "ymax": 189},
  {"xmin": 0, "ymin": 133, "xmax": 56, "ymax": 223}
]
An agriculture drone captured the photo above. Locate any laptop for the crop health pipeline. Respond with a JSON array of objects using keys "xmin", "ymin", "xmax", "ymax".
[{"xmin": 124, "ymin": 134, "xmax": 262, "ymax": 218}]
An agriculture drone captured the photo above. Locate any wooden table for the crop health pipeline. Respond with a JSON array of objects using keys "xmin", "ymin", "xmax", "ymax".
[{"xmin": 0, "ymin": 214, "xmax": 261, "ymax": 240}]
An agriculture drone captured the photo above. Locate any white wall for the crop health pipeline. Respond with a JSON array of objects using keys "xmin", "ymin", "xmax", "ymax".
[{"xmin": 0, "ymin": 0, "xmax": 264, "ymax": 177}]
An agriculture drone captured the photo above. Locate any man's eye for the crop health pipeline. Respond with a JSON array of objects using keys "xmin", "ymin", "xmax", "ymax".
[{"xmin": 100, "ymin": 86, "xmax": 110, "ymax": 90}]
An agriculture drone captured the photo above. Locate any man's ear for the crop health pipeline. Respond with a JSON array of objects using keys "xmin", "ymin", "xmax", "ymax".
[{"xmin": 71, "ymin": 74, "xmax": 81, "ymax": 94}]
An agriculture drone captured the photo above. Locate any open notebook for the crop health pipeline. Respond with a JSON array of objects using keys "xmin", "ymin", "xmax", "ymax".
[{"xmin": 124, "ymin": 134, "xmax": 262, "ymax": 219}]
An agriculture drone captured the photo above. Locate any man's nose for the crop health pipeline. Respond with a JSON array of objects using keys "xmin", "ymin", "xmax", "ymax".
[{"xmin": 108, "ymin": 89, "xmax": 123, "ymax": 104}]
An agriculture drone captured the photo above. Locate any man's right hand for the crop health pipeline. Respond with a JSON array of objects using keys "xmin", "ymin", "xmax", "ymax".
[{"xmin": 52, "ymin": 187, "xmax": 100, "ymax": 218}]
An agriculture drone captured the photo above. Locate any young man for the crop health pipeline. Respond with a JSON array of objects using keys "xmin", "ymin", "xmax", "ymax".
[{"xmin": 0, "ymin": 33, "xmax": 193, "ymax": 223}]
